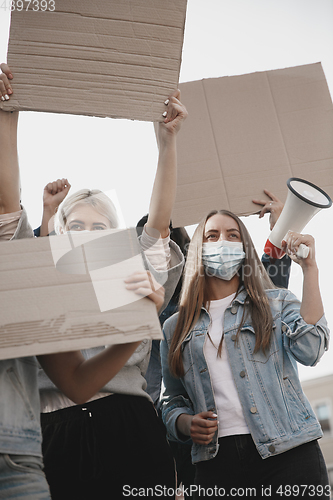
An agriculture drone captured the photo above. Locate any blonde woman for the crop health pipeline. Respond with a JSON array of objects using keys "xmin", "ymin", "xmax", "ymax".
[
  {"xmin": 0, "ymin": 63, "xmax": 187, "ymax": 499},
  {"xmin": 161, "ymin": 209, "xmax": 330, "ymax": 499}
]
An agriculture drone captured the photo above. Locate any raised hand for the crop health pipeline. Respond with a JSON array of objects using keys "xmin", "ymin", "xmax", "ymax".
[
  {"xmin": 156, "ymin": 89, "xmax": 188, "ymax": 146},
  {"xmin": 43, "ymin": 178, "xmax": 71, "ymax": 212},
  {"xmin": 40, "ymin": 178, "xmax": 71, "ymax": 236},
  {"xmin": 281, "ymin": 230, "xmax": 315, "ymax": 268},
  {"xmin": 147, "ymin": 91, "xmax": 188, "ymax": 238},
  {"xmin": 0, "ymin": 63, "xmax": 13, "ymax": 101},
  {"xmin": 252, "ymin": 189, "xmax": 284, "ymax": 230}
]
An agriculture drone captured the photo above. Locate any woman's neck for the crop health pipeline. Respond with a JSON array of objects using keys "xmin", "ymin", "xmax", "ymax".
[{"xmin": 205, "ymin": 275, "xmax": 240, "ymax": 301}]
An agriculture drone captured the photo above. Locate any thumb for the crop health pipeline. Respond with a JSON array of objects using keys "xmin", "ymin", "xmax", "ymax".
[{"xmin": 198, "ymin": 411, "xmax": 218, "ymax": 420}]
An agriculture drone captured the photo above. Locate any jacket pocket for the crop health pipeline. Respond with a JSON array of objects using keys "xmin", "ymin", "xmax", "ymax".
[
  {"xmin": 4, "ymin": 454, "xmax": 45, "ymax": 476},
  {"xmin": 283, "ymin": 377, "xmax": 311, "ymax": 430},
  {"xmin": 242, "ymin": 324, "xmax": 279, "ymax": 364}
]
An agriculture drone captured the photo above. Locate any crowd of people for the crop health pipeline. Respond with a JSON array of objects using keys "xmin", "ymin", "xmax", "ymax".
[{"xmin": 0, "ymin": 62, "xmax": 330, "ymax": 499}]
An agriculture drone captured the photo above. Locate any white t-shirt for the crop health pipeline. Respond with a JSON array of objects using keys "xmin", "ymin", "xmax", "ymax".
[{"xmin": 204, "ymin": 294, "xmax": 250, "ymax": 438}]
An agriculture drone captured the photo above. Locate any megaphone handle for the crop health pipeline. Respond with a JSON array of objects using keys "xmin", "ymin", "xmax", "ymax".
[{"xmin": 296, "ymin": 243, "xmax": 310, "ymax": 259}]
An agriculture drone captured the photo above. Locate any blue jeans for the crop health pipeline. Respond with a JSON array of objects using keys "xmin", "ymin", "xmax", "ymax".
[
  {"xmin": 0, "ymin": 454, "xmax": 51, "ymax": 500},
  {"xmin": 194, "ymin": 435, "xmax": 329, "ymax": 499}
]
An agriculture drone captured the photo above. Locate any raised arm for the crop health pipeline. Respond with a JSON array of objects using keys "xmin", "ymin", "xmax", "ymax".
[
  {"xmin": 282, "ymin": 231, "xmax": 324, "ymax": 325},
  {"xmin": 253, "ymin": 189, "xmax": 291, "ymax": 289},
  {"xmin": 146, "ymin": 90, "xmax": 187, "ymax": 238},
  {"xmin": 40, "ymin": 178, "xmax": 71, "ymax": 236},
  {"xmin": 0, "ymin": 64, "xmax": 20, "ymax": 214}
]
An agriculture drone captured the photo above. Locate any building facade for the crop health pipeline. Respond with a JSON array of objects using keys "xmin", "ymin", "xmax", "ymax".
[{"xmin": 302, "ymin": 374, "xmax": 333, "ymax": 495}]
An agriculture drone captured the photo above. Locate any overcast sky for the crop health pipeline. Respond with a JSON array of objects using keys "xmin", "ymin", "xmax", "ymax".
[{"xmin": 0, "ymin": 0, "xmax": 332, "ymax": 381}]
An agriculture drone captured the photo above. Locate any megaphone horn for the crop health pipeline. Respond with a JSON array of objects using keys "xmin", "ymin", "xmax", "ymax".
[{"xmin": 264, "ymin": 178, "xmax": 332, "ymax": 259}]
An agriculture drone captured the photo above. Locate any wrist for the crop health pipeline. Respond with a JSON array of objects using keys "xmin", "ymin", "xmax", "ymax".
[
  {"xmin": 42, "ymin": 204, "xmax": 57, "ymax": 214},
  {"xmin": 301, "ymin": 261, "xmax": 318, "ymax": 273},
  {"xmin": 158, "ymin": 130, "xmax": 177, "ymax": 149},
  {"xmin": 176, "ymin": 413, "xmax": 193, "ymax": 437}
]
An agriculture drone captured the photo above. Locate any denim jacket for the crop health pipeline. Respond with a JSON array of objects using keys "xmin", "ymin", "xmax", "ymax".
[
  {"xmin": 0, "ymin": 208, "xmax": 43, "ymax": 456},
  {"xmin": 0, "ymin": 357, "xmax": 42, "ymax": 456},
  {"xmin": 161, "ymin": 288, "xmax": 329, "ymax": 463}
]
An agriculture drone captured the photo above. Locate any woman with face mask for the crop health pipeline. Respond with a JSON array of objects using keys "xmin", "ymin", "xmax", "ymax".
[{"xmin": 161, "ymin": 209, "xmax": 330, "ymax": 500}]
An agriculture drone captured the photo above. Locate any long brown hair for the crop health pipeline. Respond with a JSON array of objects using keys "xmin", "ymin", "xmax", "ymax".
[{"xmin": 168, "ymin": 210, "xmax": 275, "ymax": 378}]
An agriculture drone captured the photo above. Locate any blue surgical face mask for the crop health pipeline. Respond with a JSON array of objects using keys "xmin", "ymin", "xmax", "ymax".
[{"xmin": 202, "ymin": 240, "xmax": 245, "ymax": 281}]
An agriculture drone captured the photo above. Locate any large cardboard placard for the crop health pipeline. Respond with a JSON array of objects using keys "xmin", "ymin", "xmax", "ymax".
[
  {"xmin": 0, "ymin": 228, "xmax": 163, "ymax": 360},
  {"xmin": 0, "ymin": 0, "xmax": 187, "ymax": 121},
  {"xmin": 173, "ymin": 63, "xmax": 333, "ymax": 227}
]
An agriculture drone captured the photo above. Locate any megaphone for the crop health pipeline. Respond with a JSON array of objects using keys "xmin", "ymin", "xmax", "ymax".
[{"xmin": 264, "ymin": 178, "xmax": 332, "ymax": 259}]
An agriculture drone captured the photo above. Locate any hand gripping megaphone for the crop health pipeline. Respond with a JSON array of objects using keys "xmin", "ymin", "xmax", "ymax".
[{"xmin": 264, "ymin": 178, "xmax": 332, "ymax": 259}]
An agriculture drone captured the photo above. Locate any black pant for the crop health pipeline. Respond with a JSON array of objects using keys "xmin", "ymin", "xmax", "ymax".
[
  {"xmin": 41, "ymin": 394, "xmax": 176, "ymax": 499},
  {"xmin": 194, "ymin": 434, "xmax": 329, "ymax": 499},
  {"xmin": 169, "ymin": 440, "xmax": 195, "ymax": 498}
]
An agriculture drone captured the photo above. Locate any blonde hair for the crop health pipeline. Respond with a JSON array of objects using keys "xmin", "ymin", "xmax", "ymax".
[
  {"xmin": 168, "ymin": 209, "xmax": 275, "ymax": 378},
  {"xmin": 54, "ymin": 189, "xmax": 119, "ymax": 234}
]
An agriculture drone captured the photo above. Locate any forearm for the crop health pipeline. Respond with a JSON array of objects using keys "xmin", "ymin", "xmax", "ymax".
[
  {"xmin": 146, "ymin": 132, "xmax": 177, "ymax": 239},
  {"xmin": 300, "ymin": 264, "xmax": 324, "ymax": 324},
  {"xmin": 39, "ymin": 341, "xmax": 141, "ymax": 404},
  {"xmin": 69, "ymin": 342, "xmax": 142, "ymax": 403},
  {"xmin": 176, "ymin": 413, "xmax": 193, "ymax": 437},
  {"xmin": 40, "ymin": 206, "xmax": 55, "ymax": 236},
  {"xmin": 0, "ymin": 110, "xmax": 20, "ymax": 214}
]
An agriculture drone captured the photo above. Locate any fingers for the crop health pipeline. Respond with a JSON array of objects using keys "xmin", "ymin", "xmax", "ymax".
[
  {"xmin": 124, "ymin": 271, "xmax": 165, "ymax": 311},
  {"xmin": 170, "ymin": 88, "xmax": 181, "ymax": 101},
  {"xmin": 124, "ymin": 271, "xmax": 155, "ymax": 290},
  {"xmin": 282, "ymin": 231, "xmax": 315, "ymax": 263},
  {"xmin": 252, "ymin": 189, "xmax": 282, "ymax": 210},
  {"xmin": 62, "ymin": 179, "xmax": 71, "ymax": 195},
  {"xmin": 0, "ymin": 63, "xmax": 13, "ymax": 78},
  {"xmin": 162, "ymin": 89, "xmax": 188, "ymax": 125},
  {"xmin": 0, "ymin": 63, "xmax": 13, "ymax": 101},
  {"xmin": 195, "ymin": 411, "xmax": 218, "ymax": 426},
  {"xmin": 252, "ymin": 189, "xmax": 284, "ymax": 230},
  {"xmin": 263, "ymin": 189, "xmax": 280, "ymax": 202},
  {"xmin": 190, "ymin": 412, "xmax": 218, "ymax": 445},
  {"xmin": 45, "ymin": 178, "xmax": 70, "ymax": 195},
  {"xmin": 251, "ymin": 200, "xmax": 271, "ymax": 218}
]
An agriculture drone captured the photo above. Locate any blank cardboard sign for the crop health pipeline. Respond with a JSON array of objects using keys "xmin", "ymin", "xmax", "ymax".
[
  {"xmin": 0, "ymin": 228, "xmax": 162, "ymax": 361},
  {"xmin": 0, "ymin": 0, "xmax": 187, "ymax": 121},
  {"xmin": 173, "ymin": 63, "xmax": 333, "ymax": 227}
]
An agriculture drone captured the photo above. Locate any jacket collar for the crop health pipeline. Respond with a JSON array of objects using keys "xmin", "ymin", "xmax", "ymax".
[
  {"xmin": 232, "ymin": 287, "xmax": 248, "ymax": 305},
  {"xmin": 201, "ymin": 287, "xmax": 248, "ymax": 312}
]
